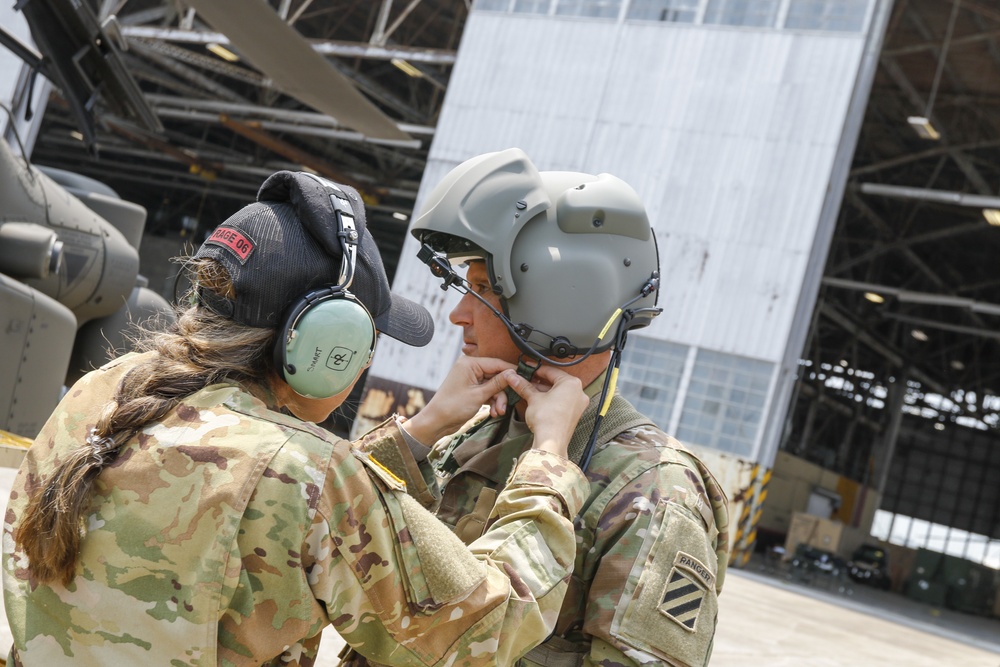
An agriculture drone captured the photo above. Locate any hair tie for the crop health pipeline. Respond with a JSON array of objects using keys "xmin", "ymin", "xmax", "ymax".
[{"xmin": 85, "ymin": 428, "xmax": 116, "ymax": 466}]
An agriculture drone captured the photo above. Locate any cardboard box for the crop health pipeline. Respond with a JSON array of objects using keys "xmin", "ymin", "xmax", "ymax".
[
  {"xmin": 819, "ymin": 469, "xmax": 840, "ymax": 493},
  {"xmin": 812, "ymin": 515, "xmax": 844, "ymax": 552},
  {"xmin": 0, "ymin": 443, "xmax": 27, "ymax": 469},
  {"xmin": 790, "ymin": 479, "xmax": 814, "ymax": 514},
  {"xmin": 783, "ymin": 511, "xmax": 846, "ymax": 557},
  {"xmin": 783, "ymin": 512, "xmax": 819, "ymax": 558},
  {"xmin": 773, "ymin": 451, "xmax": 822, "ymax": 485},
  {"xmin": 885, "ymin": 543, "xmax": 918, "ymax": 593}
]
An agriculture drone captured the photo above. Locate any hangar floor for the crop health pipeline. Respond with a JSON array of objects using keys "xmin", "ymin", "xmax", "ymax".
[
  {"xmin": 712, "ymin": 563, "xmax": 1000, "ymax": 667},
  {"xmin": 0, "ymin": 462, "xmax": 996, "ymax": 665},
  {"xmin": 307, "ymin": 557, "xmax": 1000, "ymax": 666}
]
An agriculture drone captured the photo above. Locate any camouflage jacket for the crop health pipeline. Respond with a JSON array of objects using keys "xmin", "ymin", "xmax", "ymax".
[
  {"xmin": 352, "ymin": 377, "xmax": 730, "ymax": 667},
  {"xmin": 2, "ymin": 352, "xmax": 589, "ymax": 666}
]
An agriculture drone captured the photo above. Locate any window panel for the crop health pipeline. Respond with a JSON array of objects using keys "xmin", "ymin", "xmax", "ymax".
[
  {"xmin": 555, "ymin": 0, "xmax": 622, "ymax": 18},
  {"xmin": 704, "ymin": 0, "xmax": 781, "ymax": 27},
  {"xmin": 626, "ymin": 0, "xmax": 699, "ymax": 23},
  {"xmin": 785, "ymin": 0, "xmax": 869, "ymax": 32},
  {"xmin": 476, "ymin": 0, "xmax": 514, "ymax": 11},
  {"xmin": 618, "ymin": 335, "xmax": 688, "ymax": 428},
  {"xmin": 514, "ymin": 0, "xmax": 553, "ymax": 13},
  {"xmin": 677, "ymin": 349, "xmax": 774, "ymax": 457}
]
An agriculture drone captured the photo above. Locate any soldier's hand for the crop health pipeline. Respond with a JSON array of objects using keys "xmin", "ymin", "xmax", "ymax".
[
  {"xmin": 503, "ymin": 366, "xmax": 588, "ymax": 458},
  {"xmin": 403, "ymin": 356, "xmax": 515, "ymax": 445}
]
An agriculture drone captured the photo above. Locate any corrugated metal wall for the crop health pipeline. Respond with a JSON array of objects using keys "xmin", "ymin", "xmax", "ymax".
[{"xmin": 365, "ymin": 10, "xmax": 873, "ymax": 465}]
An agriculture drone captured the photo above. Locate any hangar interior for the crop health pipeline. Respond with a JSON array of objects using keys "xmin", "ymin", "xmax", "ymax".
[{"xmin": 3, "ymin": 0, "xmax": 1000, "ymax": 570}]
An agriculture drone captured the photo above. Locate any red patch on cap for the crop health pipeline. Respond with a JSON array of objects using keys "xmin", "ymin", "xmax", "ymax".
[{"xmin": 205, "ymin": 227, "xmax": 255, "ymax": 263}]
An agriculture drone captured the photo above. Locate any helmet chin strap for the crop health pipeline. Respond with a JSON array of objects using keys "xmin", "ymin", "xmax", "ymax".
[{"xmin": 419, "ymin": 243, "xmax": 661, "ymax": 470}]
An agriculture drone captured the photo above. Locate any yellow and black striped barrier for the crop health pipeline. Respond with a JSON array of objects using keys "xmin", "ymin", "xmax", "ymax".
[
  {"xmin": 0, "ymin": 428, "xmax": 31, "ymax": 469},
  {"xmin": 729, "ymin": 464, "xmax": 771, "ymax": 568}
]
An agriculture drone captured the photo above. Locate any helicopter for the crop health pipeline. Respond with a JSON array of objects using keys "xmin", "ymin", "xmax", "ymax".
[{"xmin": 0, "ymin": 0, "xmax": 174, "ymax": 440}]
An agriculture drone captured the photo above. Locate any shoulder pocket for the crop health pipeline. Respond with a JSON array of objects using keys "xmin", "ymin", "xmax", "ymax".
[
  {"xmin": 354, "ymin": 449, "xmax": 485, "ymax": 612},
  {"xmin": 609, "ymin": 499, "xmax": 719, "ymax": 667}
]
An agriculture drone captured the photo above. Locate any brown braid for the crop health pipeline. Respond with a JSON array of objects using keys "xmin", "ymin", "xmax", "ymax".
[{"xmin": 15, "ymin": 259, "xmax": 277, "ymax": 585}]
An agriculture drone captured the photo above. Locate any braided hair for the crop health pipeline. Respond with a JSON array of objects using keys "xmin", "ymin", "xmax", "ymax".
[{"xmin": 15, "ymin": 259, "xmax": 277, "ymax": 585}]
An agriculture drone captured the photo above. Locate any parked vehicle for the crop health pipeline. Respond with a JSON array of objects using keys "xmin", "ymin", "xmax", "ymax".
[{"xmin": 848, "ymin": 543, "xmax": 891, "ymax": 590}]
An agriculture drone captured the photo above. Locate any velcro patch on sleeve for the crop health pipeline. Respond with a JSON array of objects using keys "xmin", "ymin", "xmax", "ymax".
[
  {"xmin": 610, "ymin": 500, "xmax": 719, "ymax": 666},
  {"xmin": 353, "ymin": 450, "xmax": 407, "ymax": 491}
]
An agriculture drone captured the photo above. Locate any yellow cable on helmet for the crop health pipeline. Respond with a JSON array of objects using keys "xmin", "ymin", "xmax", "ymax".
[{"xmin": 598, "ymin": 308, "xmax": 622, "ymax": 341}]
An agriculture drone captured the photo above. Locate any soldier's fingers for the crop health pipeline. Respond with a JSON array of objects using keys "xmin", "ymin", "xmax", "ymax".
[
  {"xmin": 469, "ymin": 357, "xmax": 516, "ymax": 380},
  {"xmin": 503, "ymin": 370, "xmax": 538, "ymax": 400},
  {"xmin": 489, "ymin": 390, "xmax": 508, "ymax": 418},
  {"xmin": 474, "ymin": 368, "xmax": 511, "ymax": 398}
]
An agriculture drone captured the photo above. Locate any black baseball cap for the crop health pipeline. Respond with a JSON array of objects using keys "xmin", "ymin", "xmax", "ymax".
[{"xmin": 192, "ymin": 170, "xmax": 433, "ymax": 347}]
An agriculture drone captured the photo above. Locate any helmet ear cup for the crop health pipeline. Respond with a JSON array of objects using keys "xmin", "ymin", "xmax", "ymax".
[{"xmin": 276, "ymin": 292, "xmax": 376, "ymax": 399}]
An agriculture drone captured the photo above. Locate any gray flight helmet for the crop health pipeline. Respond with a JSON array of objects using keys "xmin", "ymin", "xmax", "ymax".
[{"xmin": 412, "ymin": 148, "xmax": 660, "ymax": 358}]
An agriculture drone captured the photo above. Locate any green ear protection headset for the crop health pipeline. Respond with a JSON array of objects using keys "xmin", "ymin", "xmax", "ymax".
[{"xmin": 274, "ymin": 174, "xmax": 377, "ymax": 399}]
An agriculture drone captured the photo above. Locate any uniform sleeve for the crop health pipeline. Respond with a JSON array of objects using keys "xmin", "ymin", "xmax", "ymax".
[
  {"xmin": 351, "ymin": 417, "xmax": 442, "ymax": 508},
  {"xmin": 581, "ymin": 461, "xmax": 725, "ymax": 667},
  {"xmin": 307, "ymin": 424, "xmax": 589, "ymax": 667}
]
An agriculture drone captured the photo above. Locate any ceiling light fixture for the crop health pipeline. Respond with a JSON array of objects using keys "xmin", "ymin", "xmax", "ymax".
[
  {"xmin": 392, "ymin": 211, "xmax": 408, "ymax": 221},
  {"xmin": 907, "ymin": 116, "xmax": 940, "ymax": 140},
  {"xmin": 864, "ymin": 291, "xmax": 885, "ymax": 304},
  {"xmin": 911, "ymin": 329, "xmax": 929, "ymax": 342},
  {"xmin": 391, "ymin": 58, "xmax": 423, "ymax": 78},
  {"xmin": 207, "ymin": 42, "xmax": 240, "ymax": 62},
  {"xmin": 934, "ymin": 423, "xmax": 945, "ymax": 431},
  {"xmin": 69, "ymin": 130, "xmax": 84, "ymax": 141},
  {"xmin": 983, "ymin": 209, "xmax": 1000, "ymax": 226}
]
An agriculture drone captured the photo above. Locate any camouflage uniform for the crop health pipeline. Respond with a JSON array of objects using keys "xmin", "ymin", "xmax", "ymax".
[
  {"xmin": 2, "ymin": 352, "xmax": 589, "ymax": 666},
  {"xmin": 350, "ymin": 375, "xmax": 729, "ymax": 667}
]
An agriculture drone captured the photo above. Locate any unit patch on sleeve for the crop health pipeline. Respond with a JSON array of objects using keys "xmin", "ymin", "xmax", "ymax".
[{"xmin": 658, "ymin": 551, "xmax": 714, "ymax": 632}]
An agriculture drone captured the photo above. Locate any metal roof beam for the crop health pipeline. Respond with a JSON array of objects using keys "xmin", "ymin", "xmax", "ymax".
[
  {"xmin": 882, "ymin": 28, "xmax": 1000, "ymax": 57},
  {"xmin": 119, "ymin": 26, "xmax": 457, "ymax": 65},
  {"xmin": 127, "ymin": 39, "xmax": 251, "ymax": 104},
  {"xmin": 883, "ymin": 312, "xmax": 1000, "ymax": 342},
  {"xmin": 819, "ymin": 303, "xmax": 947, "ymax": 394},
  {"xmin": 217, "ymin": 114, "xmax": 368, "ymax": 190},
  {"xmin": 840, "ymin": 190, "xmax": 949, "ymax": 291},
  {"xmin": 146, "ymin": 94, "xmax": 434, "ymax": 136},
  {"xmin": 821, "ymin": 277, "xmax": 1000, "ymax": 317},
  {"xmin": 850, "ymin": 138, "xmax": 1000, "ymax": 177},
  {"xmin": 153, "ymin": 106, "xmax": 423, "ymax": 149},
  {"xmin": 881, "ymin": 55, "xmax": 995, "ymax": 195},
  {"xmin": 128, "ymin": 37, "xmax": 266, "ymax": 87},
  {"xmin": 859, "ymin": 182, "xmax": 1000, "ymax": 208}
]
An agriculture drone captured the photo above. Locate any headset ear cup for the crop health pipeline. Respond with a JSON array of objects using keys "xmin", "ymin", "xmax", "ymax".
[{"xmin": 279, "ymin": 295, "xmax": 376, "ymax": 399}]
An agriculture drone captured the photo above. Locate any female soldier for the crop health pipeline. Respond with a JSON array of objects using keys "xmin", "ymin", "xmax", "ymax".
[{"xmin": 2, "ymin": 171, "xmax": 589, "ymax": 666}]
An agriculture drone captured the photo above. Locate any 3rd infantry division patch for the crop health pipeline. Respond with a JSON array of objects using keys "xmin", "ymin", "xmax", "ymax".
[{"xmin": 658, "ymin": 551, "xmax": 713, "ymax": 632}]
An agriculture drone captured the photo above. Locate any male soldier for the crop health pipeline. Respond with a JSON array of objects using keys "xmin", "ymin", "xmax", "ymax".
[{"xmin": 347, "ymin": 148, "xmax": 729, "ymax": 667}]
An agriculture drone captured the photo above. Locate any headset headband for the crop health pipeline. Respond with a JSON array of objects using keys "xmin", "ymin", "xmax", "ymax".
[{"xmin": 298, "ymin": 172, "xmax": 359, "ymax": 290}]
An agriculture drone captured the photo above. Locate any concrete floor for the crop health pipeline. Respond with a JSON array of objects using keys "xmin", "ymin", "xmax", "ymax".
[
  {"xmin": 310, "ymin": 555, "xmax": 1000, "ymax": 666},
  {"xmin": 0, "ymin": 462, "xmax": 997, "ymax": 665},
  {"xmin": 713, "ymin": 566, "xmax": 1000, "ymax": 667}
]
